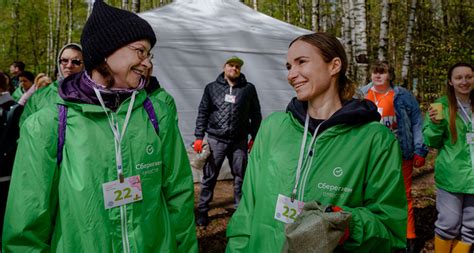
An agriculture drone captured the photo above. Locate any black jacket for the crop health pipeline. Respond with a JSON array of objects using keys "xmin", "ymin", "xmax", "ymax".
[
  {"xmin": 0, "ymin": 94, "xmax": 23, "ymax": 177},
  {"xmin": 195, "ymin": 73, "xmax": 262, "ymax": 143}
]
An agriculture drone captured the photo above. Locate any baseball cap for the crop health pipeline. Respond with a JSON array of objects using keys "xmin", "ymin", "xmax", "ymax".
[{"xmin": 225, "ymin": 56, "xmax": 244, "ymax": 67}]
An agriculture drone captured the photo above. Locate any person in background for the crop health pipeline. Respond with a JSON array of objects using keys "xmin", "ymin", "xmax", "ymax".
[
  {"xmin": 359, "ymin": 60, "xmax": 428, "ymax": 252},
  {"xmin": 12, "ymin": 71, "xmax": 36, "ymax": 106},
  {"xmin": 20, "ymin": 43, "xmax": 84, "ymax": 125},
  {"xmin": 2, "ymin": 1, "xmax": 197, "ymax": 252},
  {"xmin": 0, "ymin": 71, "xmax": 23, "ymax": 249},
  {"xmin": 34, "ymin": 73, "xmax": 53, "ymax": 90},
  {"xmin": 9, "ymin": 61, "xmax": 25, "ymax": 89},
  {"xmin": 194, "ymin": 56, "xmax": 262, "ymax": 226},
  {"xmin": 226, "ymin": 32, "xmax": 407, "ymax": 252},
  {"xmin": 423, "ymin": 62, "xmax": 473, "ymax": 253}
]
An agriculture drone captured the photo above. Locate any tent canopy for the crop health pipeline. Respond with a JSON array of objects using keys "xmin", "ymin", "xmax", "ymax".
[{"xmin": 140, "ymin": 0, "xmax": 310, "ymax": 145}]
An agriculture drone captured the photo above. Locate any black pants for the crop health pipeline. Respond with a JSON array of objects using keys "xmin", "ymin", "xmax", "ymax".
[
  {"xmin": 198, "ymin": 137, "xmax": 248, "ymax": 213},
  {"xmin": 1, "ymin": 180, "xmax": 10, "ymax": 244}
]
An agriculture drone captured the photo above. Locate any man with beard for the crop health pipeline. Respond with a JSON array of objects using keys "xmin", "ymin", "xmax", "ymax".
[{"xmin": 194, "ymin": 56, "xmax": 262, "ymax": 226}]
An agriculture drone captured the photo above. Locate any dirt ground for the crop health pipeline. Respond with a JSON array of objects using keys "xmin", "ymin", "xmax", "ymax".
[{"xmin": 193, "ymin": 150, "xmax": 441, "ymax": 253}]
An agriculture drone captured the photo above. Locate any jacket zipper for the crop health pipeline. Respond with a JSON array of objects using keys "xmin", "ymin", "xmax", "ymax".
[{"xmin": 112, "ymin": 113, "xmax": 131, "ymax": 253}]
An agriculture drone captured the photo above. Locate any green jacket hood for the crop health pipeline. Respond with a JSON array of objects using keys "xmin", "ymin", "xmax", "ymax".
[{"xmin": 286, "ymin": 97, "xmax": 381, "ymax": 134}]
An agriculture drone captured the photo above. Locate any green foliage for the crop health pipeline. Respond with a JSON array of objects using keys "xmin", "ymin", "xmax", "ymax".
[{"xmin": 1, "ymin": 0, "xmax": 472, "ymax": 106}]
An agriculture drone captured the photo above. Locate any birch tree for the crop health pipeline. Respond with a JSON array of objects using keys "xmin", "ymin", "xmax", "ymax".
[
  {"xmin": 311, "ymin": 0, "xmax": 318, "ymax": 31},
  {"xmin": 378, "ymin": 0, "xmax": 390, "ymax": 61},
  {"xmin": 54, "ymin": 0, "xmax": 62, "ymax": 67},
  {"xmin": 132, "ymin": 0, "xmax": 140, "ymax": 12},
  {"xmin": 352, "ymin": 0, "xmax": 369, "ymax": 85},
  {"xmin": 253, "ymin": 0, "xmax": 257, "ymax": 10},
  {"xmin": 286, "ymin": 0, "xmax": 291, "ymax": 23},
  {"xmin": 87, "ymin": 0, "xmax": 93, "ymax": 18},
  {"xmin": 401, "ymin": 0, "xmax": 417, "ymax": 86},
  {"xmin": 11, "ymin": 0, "xmax": 20, "ymax": 60},
  {"xmin": 341, "ymin": 0, "xmax": 354, "ymax": 78},
  {"xmin": 47, "ymin": 0, "xmax": 53, "ymax": 75},
  {"xmin": 430, "ymin": 0, "xmax": 443, "ymax": 22},
  {"xmin": 298, "ymin": 0, "xmax": 305, "ymax": 26},
  {"xmin": 67, "ymin": 0, "xmax": 73, "ymax": 43},
  {"xmin": 320, "ymin": 0, "xmax": 327, "ymax": 31},
  {"xmin": 122, "ymin": 0, "xmax": 129, "ymax": 10}
]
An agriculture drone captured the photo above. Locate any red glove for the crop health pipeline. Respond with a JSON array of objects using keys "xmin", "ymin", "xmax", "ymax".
[
  {"xmin": 194, "ymin": 139, "xmax": 203, "ymax": 153},
  {"xmin": 248, "ymin": 139, "xmax": 254, "ymax": 153},
  {"xmin": 413, "ymin": 154, "xmax": 425, "ymax": 168},
  {"xmin": 326, "ymin": 206, "xmax": 350, "ymax": 245}
]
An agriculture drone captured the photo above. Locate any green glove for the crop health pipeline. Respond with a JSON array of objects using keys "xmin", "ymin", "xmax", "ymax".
[{"xmin": 281, "ymin": 201, "xmax": 352, "ymax": 253}]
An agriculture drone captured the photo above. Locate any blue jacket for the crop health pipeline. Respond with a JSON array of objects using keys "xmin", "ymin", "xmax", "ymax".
[{"xmin": 360, "ymin": 84, "xmax": 428, "ymax": 160}]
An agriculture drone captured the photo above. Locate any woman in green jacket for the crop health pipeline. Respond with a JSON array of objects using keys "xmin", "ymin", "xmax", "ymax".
[
  {"xmin": 2, "ymin": 1, "xmax": 197, "ymax": 252},
  {"xmin": 226, "ymin": 32, "xmax": 407, "ymax": 252},
  {"xmin": 424, "ymin": 62, "xmax": 474, "ymax": 253}
]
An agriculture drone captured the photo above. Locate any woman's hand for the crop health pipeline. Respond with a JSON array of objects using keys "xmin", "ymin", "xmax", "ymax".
[{"xmin": 428, "ymin": 106, "xmax": 441, "ymax": 124}]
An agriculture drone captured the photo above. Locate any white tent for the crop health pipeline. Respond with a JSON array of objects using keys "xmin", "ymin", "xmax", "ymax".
[{"xmin": 140, "ymin": 0, "xmax": 310, "ymax": 181}]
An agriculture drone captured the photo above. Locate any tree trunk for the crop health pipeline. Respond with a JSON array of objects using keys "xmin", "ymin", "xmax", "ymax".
[
  {"xmin": 352, "ymin": 0, "xmax": 369, "ymax": 85},
  {"xmin": 320, "ymin": 0, "xmax": 327, "ymax": 31},
  {"xmin": 286, "ymin": 0, "xmax": 291, "ymax": 23},
  {"xmin": 67, "ymin": 0, "xmax": 73, "ymax": 43},
  {"xmin": 341, "ymin": 0, "xmax": 354, "ymax": 79},
  {"xmin": 298, "ymin": 0, "xmax": 305, "ymax": 26},
  {"xmin": 132, "ymin": 0, "xmax": 140, "ymax": 12},
  {"xmin": 252, "ymin": 0, "xmax": 257, "ymax": 10},
  {"xmin": 311, "ymin": 0, "xmax": 318, "ymax": 31},
  {"xmin": 87, "ymin": 0, "xmax": 93, "ymax": 18},
  {"xmin": 378, "ymin": 0, "xmax": 389, "ymax": 61},
  {"xmin": 47, "ymin": 0, "xmax": 54, "ymax": 76},
  {"xmin": 55, "ymin": 0, "xmax": 62, "ymax": 71},
  {"xmin": 430, "ymin": 0, "xmax": 443, "ymax": 22},
  {"xmin": 327, "ymin": 0, "xmax": 337, "ymax": 32},
  {"xmin": 11, "ymin": 0, "xmax": 20, "ymax": 60},
  {"xmin": 401, "ymin": 0, "xmax": 417, "ymax": 87},
  {"xmin": 122, "ymin": 0, "xmax": 129, "ymax": 10}
]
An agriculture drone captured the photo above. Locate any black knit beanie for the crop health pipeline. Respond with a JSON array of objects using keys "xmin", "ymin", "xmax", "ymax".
[{"xmin": 81, "ymin": 0, "xmax": 157, "ymax": 72}]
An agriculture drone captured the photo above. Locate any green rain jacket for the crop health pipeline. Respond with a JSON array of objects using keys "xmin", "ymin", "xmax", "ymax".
[
  {"xmin": 11, "ymin": 86, "xmax": 23, "ymax": 102},
  {"xmin": 226, "ymin": 98, "xmax": 407, "ymax": 252},
  {"xmin": 145, "ymin": 76, "xmax": 178, "ymax": 121},
  {"xmin": 423, "ymin": 96, "xmax": 474, "ymax": 194},
  {"xmin": 2, "ymin": 73, "xmax": 197, "ymax": 252},
  {"xmin": 20, "ymin": 80, "xmax": 60, "ymax": 126}
]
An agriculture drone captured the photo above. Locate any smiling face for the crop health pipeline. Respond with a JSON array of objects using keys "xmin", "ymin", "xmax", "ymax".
[
  {"xmin": 449, "ymin": 66, "xmax": 473, "ymax": 98},
  {"xmin": 286, "ymin": 40, "xmax": 340, "ymax": 102},
  {"xmin": 105, "ymin": 39, "xmax": 152, "ymax": 89},
  {"xmin": 59, "ymin": 48, "xmax": 84, "ymax": 78}
]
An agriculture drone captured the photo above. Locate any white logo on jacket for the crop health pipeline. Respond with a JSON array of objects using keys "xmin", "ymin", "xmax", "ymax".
[
  {"xmin": 146, "ymin": 145, "xmax": 154, "ymax": 155},
  {"xmin": 333, "ymin": 167, "xmax": 343, "ymax": 177}
]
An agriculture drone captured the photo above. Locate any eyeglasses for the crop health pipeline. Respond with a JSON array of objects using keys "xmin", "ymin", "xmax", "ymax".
[
  {"xmin": 59, "ymin": 58, "xmax": 82, "ymax": 66},
  {"xmin": 127, "ymin": 45, "xmax": 153, "ymax": 61}
]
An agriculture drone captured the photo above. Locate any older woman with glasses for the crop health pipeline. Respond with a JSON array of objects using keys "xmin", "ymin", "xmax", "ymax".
[
  {"xmin": 2, "ymin": 1, "xmax": 198, "ymax": 252},
  {"xmin": 20, "ymin": 43, "xmax": 84, "ymax": 125}
]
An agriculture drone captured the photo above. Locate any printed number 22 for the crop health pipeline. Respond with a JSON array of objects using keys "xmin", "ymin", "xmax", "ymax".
[
  {"xmin": 114, "ymin": 187, "xmax": 132, "ymax": 201},
  {"xmin": 282, "ymin": 205, "xmax": 297, "ymax": 220}
]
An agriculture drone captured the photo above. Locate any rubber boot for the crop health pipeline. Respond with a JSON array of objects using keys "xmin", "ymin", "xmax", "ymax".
[
  {"xmin": 435, "ymin": 235, "xmax": 453, "ymax": 253},
  {"xmin": 452, "ymin": 240, "xmax": 471, "ymax": 253}
]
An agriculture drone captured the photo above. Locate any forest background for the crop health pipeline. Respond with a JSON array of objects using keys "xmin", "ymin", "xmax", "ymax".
[{"xmin": 0, "ymin": 0, "xmax": 472, "ymax": 104}]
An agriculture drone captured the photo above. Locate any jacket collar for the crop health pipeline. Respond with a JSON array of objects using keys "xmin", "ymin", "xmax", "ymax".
[
  {"xmin": 286, "ymin": 97, "xmax": 381, "ymax": 134},
  {"xmin": 59, "ymin": 71, "xmax": 140, "ymax": 112}
]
